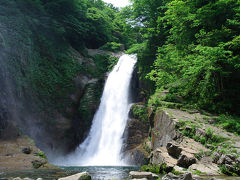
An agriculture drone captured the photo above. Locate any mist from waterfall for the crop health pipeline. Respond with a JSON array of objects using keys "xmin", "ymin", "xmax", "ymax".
[{"xmin": 55, "ymin": 54, "xmax": 137, "ymax": 166}]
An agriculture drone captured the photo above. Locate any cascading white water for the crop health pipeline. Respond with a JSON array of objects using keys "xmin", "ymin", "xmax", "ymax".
[{"xmin": 57, "ymin": 54, "xmax": 137, "ymax": 166}]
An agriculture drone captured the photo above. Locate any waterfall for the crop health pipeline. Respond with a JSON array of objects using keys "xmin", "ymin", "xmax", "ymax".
[{"xmin": 57, "ymin": 54, "xmax": 137, "ymax": 166}]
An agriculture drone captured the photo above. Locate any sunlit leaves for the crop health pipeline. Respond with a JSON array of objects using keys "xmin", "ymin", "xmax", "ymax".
[{"xmin": 132, "ymin": 0, "xmax": 240, "ymax": 113}]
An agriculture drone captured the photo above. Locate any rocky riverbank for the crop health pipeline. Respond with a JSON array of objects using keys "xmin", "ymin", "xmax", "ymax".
[
  {"xmin": 0, "ymin": 137, "xmax": 56, "ymax": 171},
  {"xmin": 125, "ymin": 100, "xmax": 240, "ymax": 178}
]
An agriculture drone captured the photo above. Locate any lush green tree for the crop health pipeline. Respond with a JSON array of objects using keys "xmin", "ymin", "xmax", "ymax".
[{"xmin": 131, "ymin": 0, "xmax": 240, "ymax": 114}]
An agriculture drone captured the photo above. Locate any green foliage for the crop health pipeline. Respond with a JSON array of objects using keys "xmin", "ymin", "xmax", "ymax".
[
  {"xmin": 177, "ymin": 120, "xmax": 197, "ymax": 138},
  {"xmin": 132, "ymin": 104, "xmax": 149, "ymax": 123},
  {"xmin": 148, "ymin": 90, "xmax": 164, "ymax": 109},
  {"xmin": 194, "ymin": 149, "xmax": 205, "ymax": 160},
  {"xmin": 130, "ymin": 0, "xmax": 240, "ymax": 115},
  {"xmin": 0, "ymin": 0, "xmax": 140, "ymax": 147},
  {"xmin": 216, "ymin": 115, "xmax": 240, "ymax": 135},
  {"xmin": 141, "ymin": 164, "xmax": 170, "ymax": 174},
  {"xmin": 141, "ymin": 164, "xmax": 160, "ymax": 174},
  {"xmin": 192, "ymin": 170, "xmax": 206, "ymax": 175},
  {"xmin": 28, "ymin": 54, "xmax": 82, "ymax": 110},
  {"xmin": 92, "ymin": 54, "xmax": 118, "ymax": 77},
  {"xmin": 177, "ymin": 121, "xmax": 226, "ymax": 148},
  {"xmin": 220, "ymin": 164, "xmax": 240, "ymax": 176},
  {"xmin": 143, "ymin": 141, "xmax": 151, "ymax": 154},
  {"xmin": 126, "ymin": 42, "xmax": 147, "ymax": 54},
  {"xmin": 107, "ymin": 56, "xmax": 118, "ymax": 71},
  {"xmin": 36, "ymin": 151, "xmax": 47, "ymax": 159},
  {"xmin": 100, "ymin": 42, "xmax": 123, "ymax": 52},
  {"xmin": 171, "ymin": 168, "xmax": 183, "ymax": 175},
  {"xmin": 78, "ymin": 81, "xmax": 104, "ymax": 133}
]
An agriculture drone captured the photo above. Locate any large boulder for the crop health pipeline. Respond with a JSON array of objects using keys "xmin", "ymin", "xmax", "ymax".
[
  {"xmin": 162, "ymin": 172, "xmax": 194, "ymax": 180},
  {"xmin": 166, "ymin": 142, "xmax": 182, "ymax": 158},
  {"xmin": 150, "ymin": 147, "xmax": 177, "ymax": 171},
  {"xmin": 58, "ymin": 172, "xmax": 91, "ymax": 180},
  {"xmin": 177, "ymin": 152, "xmax": 196, "ymax": 168},
  {"xmin": 129, "ymin": 171, "xmax": 158, "ymax": 180}
]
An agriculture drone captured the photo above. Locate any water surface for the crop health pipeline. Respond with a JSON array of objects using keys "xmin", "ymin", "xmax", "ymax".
[
  {"xmin": 62, "ymin": 166, "xmax": 139, "ymax": 180},
  {"xmin": 0, "ymin": 166, "xmax": 139, "ymax": 180}
]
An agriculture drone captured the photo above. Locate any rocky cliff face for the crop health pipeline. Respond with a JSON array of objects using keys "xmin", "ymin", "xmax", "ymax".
[
  {"xmin": 151, "ymin": 110, "xmax": 181, "ymax": 150},
  {"xmin": 0, "ymin": 44, "xmax": 106, "ymax": 159},
  {"xmin": 0, "ymin": 1, "xmax": 114, "ymax": 161},
  {"xmin": 122, "ymin": 118, "xmax": 149, "ymax": 165},
  {"xmin": 148, "ymin": 108, "xmax": 240, "ymax": 176},
  {"xmin": 122, "ymin": 103, "xmax": 151, "ymax": 166}
]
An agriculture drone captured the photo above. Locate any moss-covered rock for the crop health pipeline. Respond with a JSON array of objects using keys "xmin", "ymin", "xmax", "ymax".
[{"xmin": 129, "ymin": 104, "xmax": 149, "ymax": 123}]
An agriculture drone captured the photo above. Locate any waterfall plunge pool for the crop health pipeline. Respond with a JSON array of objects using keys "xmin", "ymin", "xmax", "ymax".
[
  {"xmin": 61, "ymin": 166, "xmax": 140, "ymax": 179},
  {"xmin": 0, "ymin": 166, "xmax": 140, "ymax": 180},
  {"xmin": 0, "ymin": 167, "xmax": 237, "ymax": 180},
  {"xmin": 0, "ymin": 166, "xmax": 232, "ymax": 180}
]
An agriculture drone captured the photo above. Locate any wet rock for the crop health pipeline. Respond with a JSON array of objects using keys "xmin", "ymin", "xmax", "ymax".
[
  {"xmin": 58, "ymin": 172, "xmax": 91, "ymax": 180},
  {"xmin": 166, "ymin": 142, "xmax": 182, "ymax": 158},
  {"xmin": 125, "ymin": 149, "xmax": 148, "ymax": 166},
  {"xmin": 122, "ymin": 117, "xmax": 149, "ymax": 150},
  {"xmin": 177, "ymin": 152, "xmax": 196, "ymax": 168},
  {"xmin": 22, "ymin": 147, "xmax": 32, "ymax": 154},
  {"xmin": 129, "ymin": 171, "xmax": 158, "ymax": 180},
  {"xmin": 122, "ymin": 116, "xmax": 149, "ymax": 165}
]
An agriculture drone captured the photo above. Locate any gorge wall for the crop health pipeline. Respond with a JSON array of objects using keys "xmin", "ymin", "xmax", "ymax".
[{"xmin": 0, "ymin": 1, "xmax": 121, "ymax": 161}]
